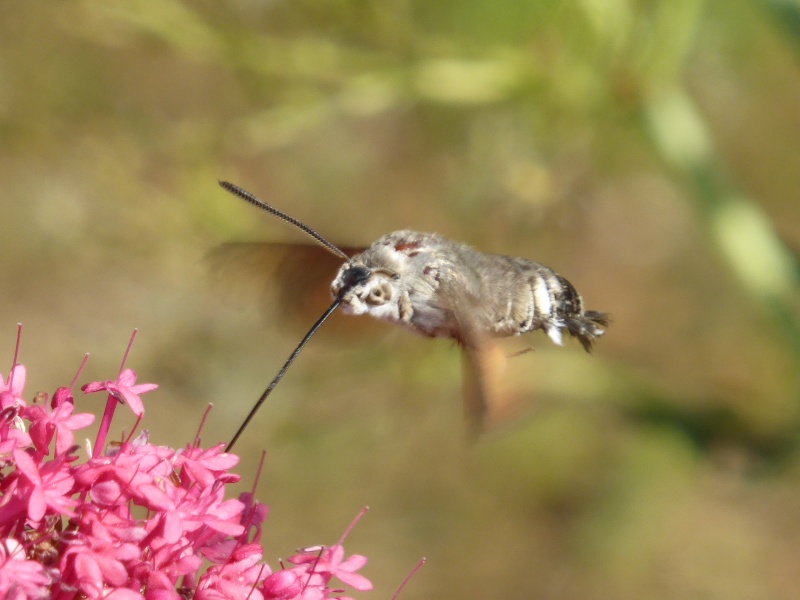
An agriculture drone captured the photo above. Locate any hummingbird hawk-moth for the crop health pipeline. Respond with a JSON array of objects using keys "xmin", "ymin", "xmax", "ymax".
[{"xmin": 218, "ymin": 181, "xmax": 608, "ymax": 450}]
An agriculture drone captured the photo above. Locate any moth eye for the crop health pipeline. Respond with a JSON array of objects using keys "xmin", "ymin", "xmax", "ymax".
[{"xmin": 366, "ymin": 283, "xmax": 393, "ymax": 305}]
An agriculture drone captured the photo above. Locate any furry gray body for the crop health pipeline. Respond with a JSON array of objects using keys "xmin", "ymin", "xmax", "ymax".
[{"xmin": 331, "ymin": 230, "xmax": 607, "ymax": 351}]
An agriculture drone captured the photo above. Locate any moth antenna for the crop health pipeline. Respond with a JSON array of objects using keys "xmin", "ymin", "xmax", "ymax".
[
  {"xmin": 219, "ymin": 181, "xmax": 351, "ymax": 261},
  {"xmin": 226, "ymin": 297, "xmax": 342, "ymax": 452}
]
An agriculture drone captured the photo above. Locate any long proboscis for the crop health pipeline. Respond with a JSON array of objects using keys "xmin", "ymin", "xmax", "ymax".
[
  {"xmin": 226, "ymin": 298, "xmax": 342, "ymax": 452},
  {"xmin": 218, "ymin": 181, "xmax": 350, "ymax": 261}
]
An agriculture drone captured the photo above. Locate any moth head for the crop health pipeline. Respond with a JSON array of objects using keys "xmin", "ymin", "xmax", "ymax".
[{"xmin": 331, "ymin": 263, "xmax": 401, "ymax": 318}]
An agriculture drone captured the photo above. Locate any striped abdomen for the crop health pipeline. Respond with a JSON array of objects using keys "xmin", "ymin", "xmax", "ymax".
[{"xmin": 485, "ymin": 256, "xmax": 608, "ymax": 351}]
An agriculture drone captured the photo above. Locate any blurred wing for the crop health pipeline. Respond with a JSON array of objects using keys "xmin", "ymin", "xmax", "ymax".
[
  {"xmin": 438, "ymin": 277, "xmax": 513, "ymax": 437},
  {"xmin": 206, "ymin": 242, "xmax": 381, "ymax": 338},
  {"xmin": 207, "ymin": 242, "xmax": 340, "ymax": 316},
  {"xmin": 460, "ymin": 338, "xmax": 507, "ymax": 438}
]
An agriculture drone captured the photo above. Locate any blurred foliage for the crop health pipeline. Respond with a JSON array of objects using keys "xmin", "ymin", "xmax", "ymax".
[{"xmin": 1, "ymin": 0, "xmax": 799, "ymax": 598}]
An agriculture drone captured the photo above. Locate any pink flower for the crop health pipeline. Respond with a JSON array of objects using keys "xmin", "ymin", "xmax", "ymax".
[
  {"xmin": 174, "ymin": 443, "xmax": 239, "ymax": 489},
  {"xmin": 74, "ymin": 441, "xmax": 175, "ymax": 508},
  {"xmin": 0, "ymin": 365, "xmax": 26, "ymax": 410},
  {"xmin": 261, "ymin": 569, "xmax": 303, "ymax": 600},
  {"xmin": 24, "ymin": 387, "xmax": 95, "ymax": 456},
  {"xmin": 0, "ymin": 538, "xmax": 51, "ymax": 600},
  {"xmin": 60, "ymin": 511, "xmax": 142, "ymax": 598},
  {"xmin": 236, "ymin": 491, "xmax": 269, "ymax": 547},
  {"xmin": 9, "ymin": 449, "xmax": 76, "ymax": 521},
  {"xmin": 288, "ymin": 544, "xmax": 372, "ymax": 592},
  {"xmin": 196, "ymin": 543, "xmax": 268, "ymax": 600},
  {"xmin": 133, "ymin": 535, "xmax": 202, "ymax": 590},
  {"xmin": 81, "ymin": 368, "xmax": 157, "ymax": 418},
  {"xmin": 140, "ymin": 482, "xmax": 246, "ymax": 545},
  {"xmin": 0, "ymin": 406, "xmax": 32, "ymax": 456},
  {"xmin": 0, "ymin": 333, "xmax": 376, "ymax": 600}
]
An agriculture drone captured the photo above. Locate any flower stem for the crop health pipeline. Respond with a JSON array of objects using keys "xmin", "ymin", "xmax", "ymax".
[{"xmin": 93, "ymin": 393, "xmax": 118, "ymax": 458}]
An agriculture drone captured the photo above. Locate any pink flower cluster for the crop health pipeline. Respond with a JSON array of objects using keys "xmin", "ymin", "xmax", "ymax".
[{"xmin": 0, "ymin": 331, "xmax": 372, "ymax": 600}]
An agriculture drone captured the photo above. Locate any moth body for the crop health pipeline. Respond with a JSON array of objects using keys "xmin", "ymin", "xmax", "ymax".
[{"xmin": 331, "ymin": 230, "xmax": 606, "ymax": 351}]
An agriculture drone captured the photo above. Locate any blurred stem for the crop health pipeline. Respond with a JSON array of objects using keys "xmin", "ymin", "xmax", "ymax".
[
  {"xmin": 762, "ymin": 0, "xmax": 800, "ymax": 51},
  {"xmin": 643, "ymin": 86, "xmax": 800, "ymax": 356}
]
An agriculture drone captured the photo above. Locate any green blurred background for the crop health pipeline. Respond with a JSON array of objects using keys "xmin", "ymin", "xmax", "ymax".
[{"xmin": 2, "ymin": 1, "xmax": 800, "ymax": 598}]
